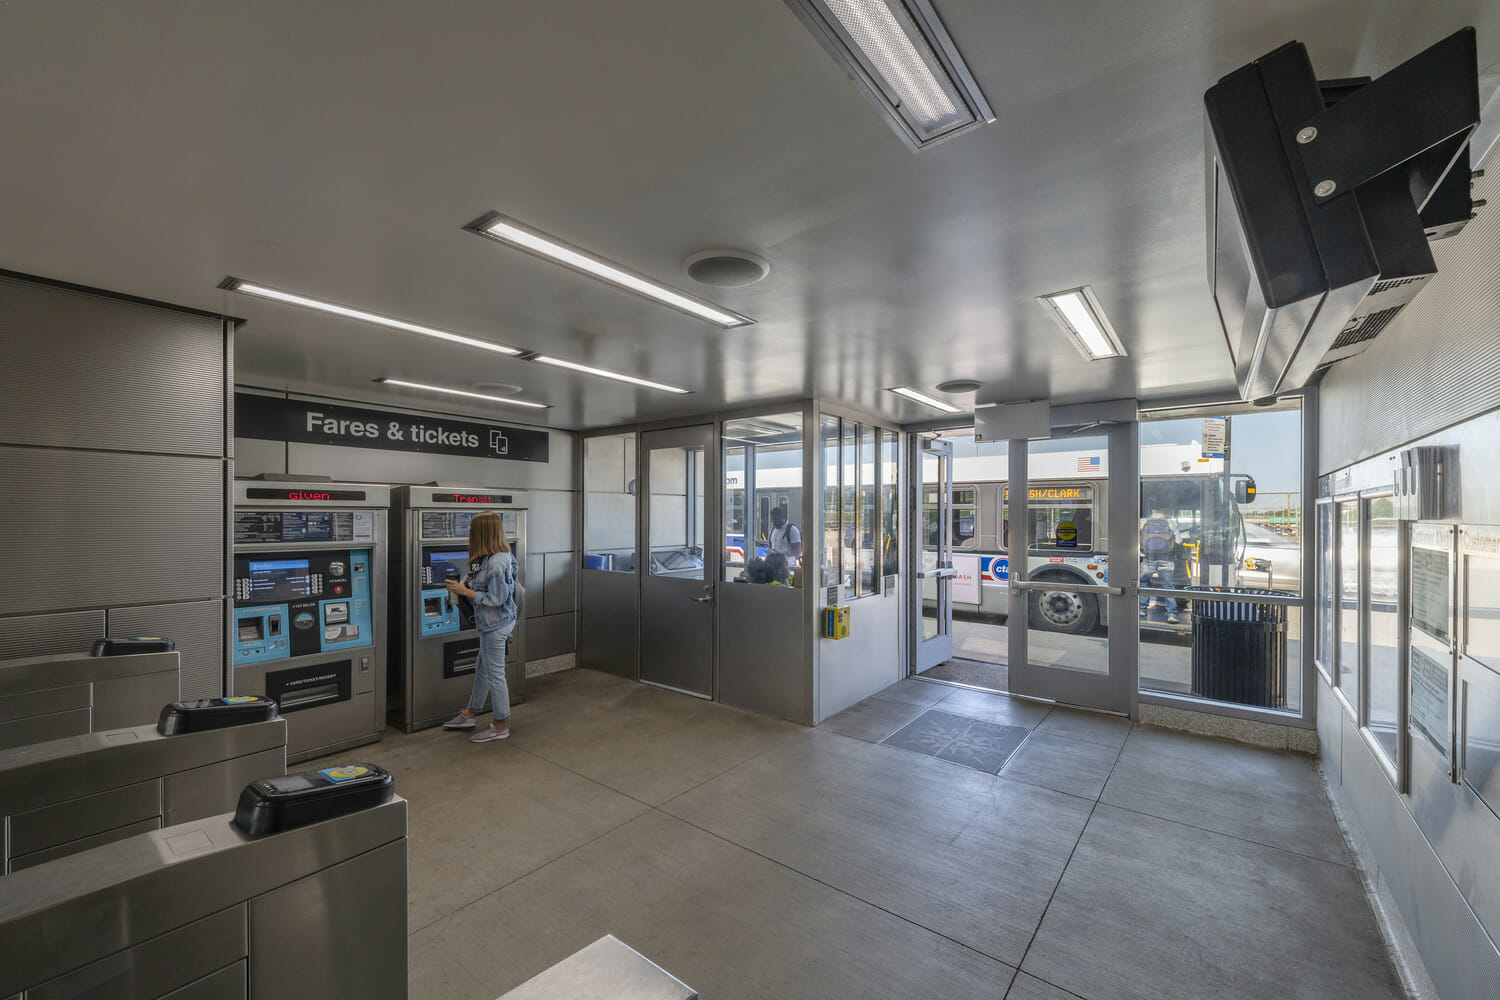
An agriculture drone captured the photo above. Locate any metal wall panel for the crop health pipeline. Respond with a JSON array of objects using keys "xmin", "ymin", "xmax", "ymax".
[
  {"xmin": 1321, "ymin": 174, "xmax": 1500, "ymax": 474},
  {"xmin": 579, "ymin": 570, "xmax": 637, "ymax": 679},
  {"xmin": 0, "ymin": 276, "xmax": 225, "ymax": 457},
  {"xmin": 526, "ymin": 489, "xmax": 577, "ymax": 553},
  {"xmin": 719, "ymin": 583, "xmax": 809, "ymax": 723},
  {"xmin": 525, "ymin": 554, "xmax": 546, "ymax": 613},
  {"xmin": 0, "ymin": 610, "xmax": 106, "ymax": 660},
  {"xmin": 109, "ymin": 600, "xmax": 224, "ymax": 700},
  {"xmin": 817, "ymin": 592, "xmax": 903, "ymax": 723},
  {"xmin": 525, "ymin": 613, "xmax": 575, "ymax": 662},
  {"xmin": 229, "ymin": 437, "xmax": 285, "ymax": 477},
  {"xmin": 543, "ymin": 551, "xmax": 577, "ymax": 615},
  {"xmin": 0, "ymin": 448, "xmax": 224, "ymax": 614}
]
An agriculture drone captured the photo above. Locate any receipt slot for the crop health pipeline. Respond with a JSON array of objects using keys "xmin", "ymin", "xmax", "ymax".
[
  {"xmin": 233, "ymin": 481, "xmax": 389, "ymax": 763},
  {"xmin": 390, "ymin": 486, "xmax": 528, "ymax": 731}
]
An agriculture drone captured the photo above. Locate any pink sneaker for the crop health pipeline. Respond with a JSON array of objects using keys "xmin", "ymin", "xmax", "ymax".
[
  {"xmin": 470, "ymin": 723, "xmax": 510, "ymax": 743},
  {"xmin": 443, "ymin": 712, "xmax": 476, "ymax": 730}
]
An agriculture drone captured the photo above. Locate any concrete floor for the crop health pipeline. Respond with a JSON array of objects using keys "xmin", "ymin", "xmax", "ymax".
[{"xmin": 319, "ymin": 669, "xmax": 1402, "ymax": 1000}]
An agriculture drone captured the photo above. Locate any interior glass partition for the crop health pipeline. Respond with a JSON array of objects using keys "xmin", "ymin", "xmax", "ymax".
[
  {"xmin": 1365, "ymin": 494, "xmax": 1400, "ymax": 770},
  {"xmin": 584, "ymin": 433, "xmax": 637, "ymax": 572},
  {"xmin": 722, "ymin": 413, "xmax": 805, "ymax": 587},
  {"xmin": 1338, "ymin": 499, "xmax": 1361, "ymax": 714}
]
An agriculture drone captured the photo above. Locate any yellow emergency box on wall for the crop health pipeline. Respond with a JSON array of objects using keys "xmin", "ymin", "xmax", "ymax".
[{"xmin": 822, "ymin": 605, "xmax": 850, "ymax": 640}]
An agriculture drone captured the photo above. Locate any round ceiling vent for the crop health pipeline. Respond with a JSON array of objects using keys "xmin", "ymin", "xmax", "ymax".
[
  {"xmin": 471, "ymin": 381, "xmax": 524, "ymax": 396},
  {"xmin": 683, "ymin": 249, "xmax": 770, "ymax": 287},
  {"xmin": 936, "ymin": 379, "xmax": 983, "ymax": 393}
]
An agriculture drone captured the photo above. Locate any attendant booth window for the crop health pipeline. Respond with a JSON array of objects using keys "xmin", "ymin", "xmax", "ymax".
[
  {"xmin": 820, "ymin": 413, "xmax": 897, "ymax": 600},
  {"xmin": 723, "ymin": 414, "xmax": 805, "ymax": 588}
]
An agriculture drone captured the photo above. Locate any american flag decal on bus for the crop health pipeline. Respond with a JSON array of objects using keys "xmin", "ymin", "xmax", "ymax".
[{"xmin": 1077, "ymin": 455, "xmax": 1100, "ymax": 473}]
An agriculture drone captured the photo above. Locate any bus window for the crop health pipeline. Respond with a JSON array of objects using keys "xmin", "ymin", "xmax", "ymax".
[{"xmin": 953, "ymin": 486, "xmax": 978, "ymax": 549}]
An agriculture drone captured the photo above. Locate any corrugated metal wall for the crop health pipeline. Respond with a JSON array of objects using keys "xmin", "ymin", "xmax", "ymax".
[
  {"xmin": 0, "ymin": 274, "xmax": 231, "ymax": 698},
  {"xmin": 1320, "ymin": 173, "xmax": 1500, "ymax": 473},
  {"xmin": 233, "ymin": 389, "xmax": 578, "ymax": 661}
]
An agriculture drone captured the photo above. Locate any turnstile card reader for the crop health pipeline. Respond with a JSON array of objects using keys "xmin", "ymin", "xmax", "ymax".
[
  {"xmin": 390, "ymin": 486, "xmax": 528, "ymax": 731},
  {"xmin": 0, "ymin": 794, "xmax": 406, "ymax": 1000},
  {"xmin": 234, "ymin": 761, "xmax": 394, "ymax": 836},
  {"xmin": 233, "ymin": 480, "xmax": 389, "ymax": 764},
  {"xmin": 158, "ymin": 695, "xmax": 279, "ymax": 735}
]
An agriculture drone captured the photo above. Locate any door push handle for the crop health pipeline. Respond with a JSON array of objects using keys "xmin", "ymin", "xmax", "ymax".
[{"xmin": 691, "ymin": 588, "xmax": 714, "ymax": 604}]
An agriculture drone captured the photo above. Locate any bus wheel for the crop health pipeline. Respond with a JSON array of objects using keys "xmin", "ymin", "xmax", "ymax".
[{"xmin": 1028, "ymin": 577, "xmax": 1099, "ymax": 634}]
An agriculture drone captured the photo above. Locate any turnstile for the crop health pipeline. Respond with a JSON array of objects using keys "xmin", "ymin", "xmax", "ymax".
[
  {"xmin": 232, "ymin": 480, "xmax": 389, "ymax": 762},
  {"xmin": 0, "ymin": 783, "xmax": 406, "ymax": 999},
  {"xmin": 0, "ymin": 702, "xmax": 285, "ymax": 873},
  {"xmin": 0, "ymin": 648, "xmax": 180, "ymax": 752},
  {"xmin": 389, "ymin": 486, "xmax": 528, "ymax": 731}
]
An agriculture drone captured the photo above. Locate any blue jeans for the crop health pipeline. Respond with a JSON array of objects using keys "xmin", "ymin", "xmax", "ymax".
[
  {"xmin": 1140, "ymin": 560, "xmax": 1178, "ymax": 614},
  {"xmin": 466, "ymin": 625, "xmax": 513, "ymax": 720}
]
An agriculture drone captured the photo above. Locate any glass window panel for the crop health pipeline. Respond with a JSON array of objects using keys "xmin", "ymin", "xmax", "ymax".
[
  {"xmin": 1027, "ymin": 436, "xmax": 1108, "ymax": 673},
  {"xmin": 648, "ymin": 444, "xmax": 706, "ymax": 580},
  {"xmin": 724, "ymin": 413, "xmax": 804, "ymax": 587},
  {"xmin": 842, "ymin": 421, "xmax": 858, "ymax": 594},
  {"xmin": 821, "ymin": 415, "xmax": 841, "ymax": 590},
  {"xmin": 880, "ymin": 430, "xmax": 899, "ymax": 580},
  {"xmin": 1138, "ymin": 403, "xmax": 1305, "ymax": 711},
  {"xmin": 1366, "ymin": 496, "xmax": 1400, "ymax": 766},
  {"xmin": 921, "ymin": 449, "xmax": 942, "ymax": 640},
  {"xmin": 584, "ymin": 433, "xmax": 636, "ymax": 573},
  {"xmin": 1466, "ymin": 542, "xmax": 1500, "ymax": 673},
  {"xmin": 1338, "ymin": 501, "xmax": 1360, "ymax": 709},
  {"xmin": 859, "ymin": 426, "xmax": 876, "ymax": 596},
  {"xmin": 1316, "ymin": 503, "xmax": 1336, "ymax": 678}
]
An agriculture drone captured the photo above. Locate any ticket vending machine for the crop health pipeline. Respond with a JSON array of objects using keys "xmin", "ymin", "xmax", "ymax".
[
  {"xmin": 390, "ymin": 486, "xmax": 527, "ymax": 732},
  {"xmin": 232, "ymin": 481, "xmax": 388, "ymax": 762}
]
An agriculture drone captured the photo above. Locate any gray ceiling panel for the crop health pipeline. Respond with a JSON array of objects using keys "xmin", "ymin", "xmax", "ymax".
[{"xmin": 0, "ymin": 1, "xmax": 1495, "ymax": 429}]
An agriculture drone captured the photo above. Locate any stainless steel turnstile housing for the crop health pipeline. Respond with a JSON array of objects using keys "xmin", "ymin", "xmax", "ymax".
[
  {"xmin": 0, "ymin": 716, "xmax": 286, "ymax": 873},
  {"xmin": 0, "ymin": 649, "xmax": 180, "ymax": 752},
  {"xmin": 231, "ymin": 481, "xmax": 389, "ymax": 763},
  {"xmin": 389, "ymin": 486, "xmax": 527, "ymax": 731},
  {"xmin": 0, "ymin": 796, "xmax": 407, "ymax": 1000}
]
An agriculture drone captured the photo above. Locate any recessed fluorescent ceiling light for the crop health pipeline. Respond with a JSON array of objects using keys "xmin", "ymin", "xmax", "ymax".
[
  {"xmin": 1037, "ymin": 286, "xmax": 1127, "ymax": 361},
  {"xmin": 375, "ymin": 378, "xmax": 549, "ymax": 410},
  {"xmin": 223, "ymin": 279, "xmax": 521, "ymax": 356},
  {"xmin": 465, "ymin": 213, "xmax": 752, "ymax": 328},
  {"xmin": 785, "ymin": 0, "xmax": 993, "ymax": 149},
  {"xmin": 889, "ymin": 386, "xmax": 962, "ymax": 412},
  {"xmin": 532, "ymin": 355, "xmax": 690, "ymax": 395}
]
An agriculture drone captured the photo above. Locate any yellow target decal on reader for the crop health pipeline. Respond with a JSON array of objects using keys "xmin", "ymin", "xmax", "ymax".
[
  {"xmin": 319, "ymin": 765, "xmax": 370, "ymax": 783},
  {"xmin": 221, "ymin": 696, "xmax": 260, "ymax": 704}
]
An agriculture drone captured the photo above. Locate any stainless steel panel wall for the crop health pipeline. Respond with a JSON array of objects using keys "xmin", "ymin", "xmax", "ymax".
[
  {"xmin": 0, "ymin": 448, "xmax": 224, "ymax": 613},
  {"xmin": 525, "ymin": 612, "xmax": 575, "ymax": 662},
  {"xmin": 543, "ymin": 551, "xmax": 577, "ymax": 614},
  {"xmin": 0, "ymin": 276, "xmax": 225, "ymax": 457},
  {"xmin": 11, "ymin": 817, "xmax": 161, "ymax": 872},
  {"xmin": 0, "ymin": 709, "xmax": 90, "ymax": 751},
  {"xmin": 527, "ymin": 489, "xmax": 577, "ymax": 552},
  {"xmin": 0, "ymin": 610, "xmax": 106, "ymax": 660},
  {"xmin": 525, "ymin": 554, "xmax": 546, "ymax": 609},
  {"xmin": 248, "ymin": 840, "xmax": 406, "ymax": 1000},
  {"xmin": 109, "ymin": 600, "xmax": 224, "ymax": 701},
  {"xmin": 579, "ymin": 570, "xmax": 637, "ymax": 679},
  {"xmin": 9, "ymin": 778, "xmax": 161, "ymax": 859},
  {"xmin": 161, "ymin": 745, "xmax": 285, "ymax": 826},
  {"xmin": 719, "ymin": 583, "xmax": 809, "ymax": 723},
  {"xmin": 161, "ymin": 963, "xmax": 246, "ymax": 1000},
  {"xmin": 1321, "ymin": 173, "xmax": 1500, "ymax": 474},
  {"xmin": 817, "ymin": 592, "xmax": 903, "ymax": 723}
]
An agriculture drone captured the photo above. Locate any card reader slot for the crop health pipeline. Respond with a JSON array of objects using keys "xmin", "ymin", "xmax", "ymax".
[{"xmin": 279, "ymin": 682, "xmax": 342, "ymax": 710}]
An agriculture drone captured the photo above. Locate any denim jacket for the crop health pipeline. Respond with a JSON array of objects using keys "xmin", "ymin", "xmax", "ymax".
[{"xmin": 467, "ymin": 551, "xmax": 519, "ymax": 633}]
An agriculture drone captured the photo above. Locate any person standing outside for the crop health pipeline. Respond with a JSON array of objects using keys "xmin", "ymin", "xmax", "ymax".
[
  {"xmin": 442, "ymin": 511, "xmax": 519, "ymax": 742},
  {"xmin": 1139, "ymin": 504, "xmax": 1181, "ymax": 624},
  {"xmin": 768, "ymin": 506, "xmax": 802, "ymax": 566}
]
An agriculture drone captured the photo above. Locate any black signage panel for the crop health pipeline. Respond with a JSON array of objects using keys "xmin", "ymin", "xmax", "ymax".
[
  {"xmin": 431, "ymin": 493, "xmax": 512, "ymax": 504},
  {"xmin": 244, "ymin": 487, "xmax": 368, "ymax": 502},
  {"xmin": 235, "ymin": 393, "xmax": 549, "ymax": 463}
]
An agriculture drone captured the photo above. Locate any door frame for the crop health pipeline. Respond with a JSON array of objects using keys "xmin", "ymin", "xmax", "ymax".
[
  {"xmin": 638, "ymin": 423, "xmax": 719, "ymax": 699},
  {"xmin": 911, "ymin": 436, "xmax": 956, "ymax": 673},
  {"xmin": 1006, "ymin": 420, "xmax": 1139, "ymax": 715}
]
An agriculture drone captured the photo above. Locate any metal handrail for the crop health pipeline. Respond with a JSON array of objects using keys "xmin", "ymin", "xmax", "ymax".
[{"xmin": 1011, "ymin": 580, "xmax": 1123, "ymax": 596}]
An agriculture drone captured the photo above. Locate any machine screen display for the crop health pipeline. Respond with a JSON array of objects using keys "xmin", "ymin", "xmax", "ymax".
[
  {"xmin": 423, "ymin": 549, "xmax": 471, "ymax": 587},
  {"xmin": 248, "ymin": 559, "xmax": 314, "ymax": 601},
  {"xmin": 267, "ymin": 773, "xmax": 317, "ymax": 793}
]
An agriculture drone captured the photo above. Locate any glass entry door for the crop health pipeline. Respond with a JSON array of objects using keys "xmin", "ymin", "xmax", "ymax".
[
  {"xmin": 1008, "ymin": 425, "xmax": 1135, "ymax": 713},
  {"xmin": 913, "ymin": 439, "xmax": 955, "ymax": 672},
  {"xmin": 640, "ymin": 424, "xmax": 717, "ymax": 697}
]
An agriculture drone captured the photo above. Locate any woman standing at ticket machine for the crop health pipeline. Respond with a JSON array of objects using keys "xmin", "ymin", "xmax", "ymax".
[{"xmin": 441, "ymin": 512, "xmax": 518, "ymax": 743}]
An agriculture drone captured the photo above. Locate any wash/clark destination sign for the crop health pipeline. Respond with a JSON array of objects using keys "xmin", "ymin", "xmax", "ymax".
[{"xmin": 235, "ymin": 393, "xmax": 550, "ymax": 463}]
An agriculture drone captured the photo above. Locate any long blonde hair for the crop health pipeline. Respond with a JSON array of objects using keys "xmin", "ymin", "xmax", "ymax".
[{"xmin": 468, "ymin": 511, "xmax": 511, "ymax": 559}]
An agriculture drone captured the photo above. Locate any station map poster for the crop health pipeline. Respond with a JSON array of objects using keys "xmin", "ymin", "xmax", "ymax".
[
  {"xmin": 235, "ymin": 393, "xmax": 549, "ymax": 463},
  {"xmin": 1410, "ymin": 646, "xmax": 1450, "ymax": 756}
]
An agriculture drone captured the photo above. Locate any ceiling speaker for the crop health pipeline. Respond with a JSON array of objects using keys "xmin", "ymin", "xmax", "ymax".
[{"xmin": 683, "ymin": 249, "xmax": 769, "ymax": 287}]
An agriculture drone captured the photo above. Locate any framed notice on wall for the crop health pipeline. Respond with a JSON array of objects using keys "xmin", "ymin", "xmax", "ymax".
[{"xmin": 1409, "ymin": 523, "xmax": 1456, "ymax": 769}]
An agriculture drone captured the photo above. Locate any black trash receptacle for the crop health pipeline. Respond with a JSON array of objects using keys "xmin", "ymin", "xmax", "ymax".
[{"xmin": 1186, "ymin": 587, "xmax": 1293, "ymax": 708}]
